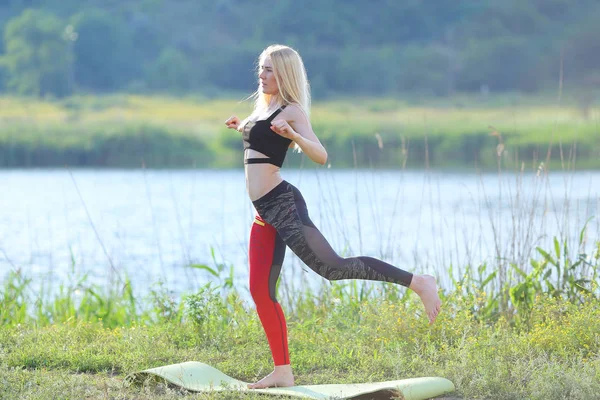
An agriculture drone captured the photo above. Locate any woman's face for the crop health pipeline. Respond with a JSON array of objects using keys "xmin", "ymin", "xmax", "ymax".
[{"xmin": 259, "ymin": 56, "xmax": 278, "ymax": 95}]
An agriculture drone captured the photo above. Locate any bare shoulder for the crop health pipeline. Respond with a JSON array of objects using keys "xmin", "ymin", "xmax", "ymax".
[{"xmin": 283, "ymin": 103, "xmax": 309, "ymax": 123}]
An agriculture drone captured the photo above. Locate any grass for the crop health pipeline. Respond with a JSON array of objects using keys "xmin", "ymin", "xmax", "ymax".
[
  {"xmin": 0, "ymin": 234, "xmax": 598, "ymax": 399},
  {"xmin": 0, "ymin": 93, "xmax": 599, "ymax": 168},
  {"xmin": 1, "ymin": 92, "xmax": 599, "ymax": 397}
]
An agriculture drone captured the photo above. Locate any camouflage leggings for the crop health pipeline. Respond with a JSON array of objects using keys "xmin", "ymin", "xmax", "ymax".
[{"xmin": 252, "ymin": 180, "xmax": 413, "ymax": 287}]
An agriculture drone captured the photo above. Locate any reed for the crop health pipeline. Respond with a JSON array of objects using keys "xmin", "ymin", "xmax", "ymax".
[
  {"xmin": 0, "ymin": 241, "xmax": 598, "ymax": 399},
  {"xmin": 1, "ymin": 93, "xmax": 599, "ymax": 398},
  {"xmin": 0, "ymin": 94, "xmax": 598, "ymax": 168},
  {"xmin": 1, "ymin": 234, "xmax": 597, "ymax": 328}
]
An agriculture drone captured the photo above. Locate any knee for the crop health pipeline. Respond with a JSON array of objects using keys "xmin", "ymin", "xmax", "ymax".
[
  {"xmin": 315, "ymin": 261, "xmax": 346, "ymax": 282},
  {"xmin": 249, "ymin": 279, "xmax": 263, "ymax": 299},
  {"xmin": 249, "ymin": 279, "xmax": 271, "ymax": 305}
]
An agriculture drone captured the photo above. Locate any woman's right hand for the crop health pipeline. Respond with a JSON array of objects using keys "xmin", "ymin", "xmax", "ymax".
[{"xmin": 225, "ymin": 116, "xmax": 241, "ymax": 131}]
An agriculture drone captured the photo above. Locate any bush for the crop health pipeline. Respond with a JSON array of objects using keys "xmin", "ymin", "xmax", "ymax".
[{"xmin": 145, "ymin": 48, "xmax": 195, "ymax": 92}]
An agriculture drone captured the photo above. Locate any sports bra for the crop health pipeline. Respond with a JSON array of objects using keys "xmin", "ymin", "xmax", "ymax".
[{"xmin": 242, "ymin": 105, "xmax": 292, "ymax": 168}]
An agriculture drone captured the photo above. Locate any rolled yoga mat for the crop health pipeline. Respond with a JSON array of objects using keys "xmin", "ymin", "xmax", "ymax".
[{"xmin": 125, "ymin": 361, "xmax": 455, "ymax": 399}]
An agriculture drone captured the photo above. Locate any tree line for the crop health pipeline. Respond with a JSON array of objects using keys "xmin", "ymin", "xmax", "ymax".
[{"xmin": 0, "ymin": 0, "xmax": 599, "ymax": 98}]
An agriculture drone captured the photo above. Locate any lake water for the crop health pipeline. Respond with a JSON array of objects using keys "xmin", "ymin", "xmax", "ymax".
[{"xmin": 1, "ymin": 168, "xmax": 598, "ymax": 300}]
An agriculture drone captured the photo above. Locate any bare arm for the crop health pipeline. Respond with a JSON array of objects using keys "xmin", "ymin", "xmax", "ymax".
[{"xmin": 272, "ymin": 104, "xmax": 328, "ymax": 165}]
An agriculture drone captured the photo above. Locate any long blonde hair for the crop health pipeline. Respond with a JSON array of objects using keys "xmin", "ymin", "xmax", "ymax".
[{"xmin": 242, "ymin": 44, "xmax": 311, "ymax": 126}]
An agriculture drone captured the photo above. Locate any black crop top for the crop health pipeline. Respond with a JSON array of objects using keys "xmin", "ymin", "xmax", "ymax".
[{"xmin": 242, "ymin": 106, "xmax": 292, "ymax": 168}]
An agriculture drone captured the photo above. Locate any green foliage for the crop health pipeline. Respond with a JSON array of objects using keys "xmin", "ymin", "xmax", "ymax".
[
  {"xmin": 0, "ymin": 122, "xmax": 213, "ymax": 168},
  {"xmin": 396, "ymin": 45, "xmax": 451, "ymax": 95},
  {"xmin": 563, "ymin": 6, "xmax": 600, "ymax": 79},
  {"xmin": 458, "ymin": 36, "xmax": 547, "ymax": 92},
  {"xmin": 333, "ymin": 46, "xmax": 396, "ymax": 94},
  {"xmin": 1, "ymin": 94, "xmax": 599, "ymax": 168},
  {"xmin": 69, "ymin": 8, "xmax": 134, "ymax": 91},
  {"xmin": 197, "ymin": 45, "xmax": 262, "ymax": 91},
  {"xmin": 2, "ymin": 235, "xmax": 597, "ymax": 329},
  {"xmin": 509, "ymin": 220, "xmax": 599, "ymax": 314},
  {"xmin": 0, "ymin": 217, "xmax": 599, "ymax": 399},
  {"xmin": 1, "ymin": 1, "xmax": 600, "ymax": 95},
  {"xmin": 145, "ymin": 48, "xmax": 194, "ymax": 92},
  {"xmin": 0, "ymin": 246, "xmax": 599, "ymax": 398},
  {"xmin": 1, "ymin": 8, "xmax": 73, "ymax": 97},
  {"xmin": 0, "ymin": 59, "xmax": 6, "ymax": 90},
  {"xmin": 0, "ymin": 271, "xmax": 30, "ymax": 325},
  {"xmin": 184, "ymin": 283, "xmax": 234, "ymax": 342}
]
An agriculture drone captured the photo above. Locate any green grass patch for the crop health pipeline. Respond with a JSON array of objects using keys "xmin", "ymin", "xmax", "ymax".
[
  {"xmin": 0, "ymin": 94, "xmax": 599, "ymax": 168},
  {"xmin": 0, "ymin": 236, "xmax": 598, "ymax": 399},
  {"xmin": 0, "ymin": 291, "xmax": 598, "ymax": 399}
]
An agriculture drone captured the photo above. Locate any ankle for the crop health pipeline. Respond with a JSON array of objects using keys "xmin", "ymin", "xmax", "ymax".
[
  {"xmin": 409, "ymin": 274, "xmax": 424, "ymax": 291},
  {"xmin": 411, "ymin": 274, "xmax": 436, "ymax": 291},
  {"xmin": 274, "ymin": 364, "xmax": 293, "ymax": 373}
]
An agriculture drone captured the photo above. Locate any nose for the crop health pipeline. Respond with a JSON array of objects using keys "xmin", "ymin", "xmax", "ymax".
[{"xmin": 259, "ymin": 70, "xmax": 266, "ymax": 80}]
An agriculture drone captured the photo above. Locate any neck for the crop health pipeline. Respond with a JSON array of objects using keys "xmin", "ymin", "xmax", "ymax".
[
  {"xmin": 264, "ymin": 98, "xmax": 281, "ymax": 114},
  {"xmin": 268, "ymin": 94, "xmax": 280, "ymax": 107}
]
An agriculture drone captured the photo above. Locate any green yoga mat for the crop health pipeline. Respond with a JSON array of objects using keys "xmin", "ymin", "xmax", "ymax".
[{"xmin": 125, "ymin": 361, "xmax": 455, "ymax": 399}]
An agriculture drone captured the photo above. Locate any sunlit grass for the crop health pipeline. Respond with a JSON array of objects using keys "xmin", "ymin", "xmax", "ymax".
[
  {"xmin": 1, "ymin": 93, "xmax": 598, "ymax": 397},
  {"xmin": 1, "ymin": 94, "xmax": 596, "ymax": 131},
  {"xmin": 0, "ymin": 94, "xmax": 598, "ymax": 168},
  {"xmin": 0, "ymin": 234, "xmax": 598, "ymax": 398}
]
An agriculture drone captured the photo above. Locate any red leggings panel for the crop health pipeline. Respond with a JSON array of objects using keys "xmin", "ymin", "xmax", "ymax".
[{"xmin": 249, "ymin": 215, "xmax": 289, "ymax": 365}]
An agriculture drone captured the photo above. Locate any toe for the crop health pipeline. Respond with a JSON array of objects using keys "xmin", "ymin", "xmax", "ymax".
[{"xmin": 248, "ymin": 382, "xmax": 265, "ymax": 389}]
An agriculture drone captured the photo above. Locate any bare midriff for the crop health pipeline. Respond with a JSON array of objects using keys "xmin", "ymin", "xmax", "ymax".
[{"xmin": 245, "ymin": 148, "xmax": 284, "ymax": 202}]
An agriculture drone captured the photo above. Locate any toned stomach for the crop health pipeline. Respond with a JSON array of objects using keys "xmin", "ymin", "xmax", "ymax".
[{"xmin": 245, "ymin": 149, "xmax": 284, "ymax": 201}]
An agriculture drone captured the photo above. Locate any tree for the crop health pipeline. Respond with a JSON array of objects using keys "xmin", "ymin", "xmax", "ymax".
[
  {"xmin": 145, "ymin": 47, "xmax": 194, "ymax": 91},
  {"xmin": 0, "ymin": 66, "xmax": 6, "ymax": 92},
  {"xmin": 457, "ymin": 37, "xmax": 546, "ymax": 92},
  {"xmin": 70, "ymin": 8, "xmax": 135, "ymax": 91},
  {"xmin": 1, "ymin": 8, "xmax": 74, "ymax": 97},
  {"xmin": 1, "ymin": 0, "xmax": 599, "ymax": 95}
]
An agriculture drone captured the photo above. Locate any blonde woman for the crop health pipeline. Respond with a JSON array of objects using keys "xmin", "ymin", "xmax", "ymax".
[{"xmin": 225, "ymin": 44, "xmax": 441, "ymax": 389}]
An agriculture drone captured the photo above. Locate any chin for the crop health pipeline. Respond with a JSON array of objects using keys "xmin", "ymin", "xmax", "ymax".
[{"xmin": 260, "ymin": 87, "xmax": 277, "ymax": 95}]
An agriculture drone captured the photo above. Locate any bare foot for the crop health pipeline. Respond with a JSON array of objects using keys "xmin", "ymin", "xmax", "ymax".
[
  {"xmin": 247, "ymin": 364, "xmax": 295, "ymax": 389},
  {"xmin": 409, "ymin": 274, "xmax": 442, "ymax": 324}
]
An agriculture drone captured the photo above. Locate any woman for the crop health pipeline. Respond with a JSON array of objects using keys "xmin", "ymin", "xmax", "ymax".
[{"xmin": 225, "ymin": 44, "xmax": 441, "ymax": 389}]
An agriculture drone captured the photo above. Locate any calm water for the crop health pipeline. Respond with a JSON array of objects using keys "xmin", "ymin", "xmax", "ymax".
[{"xmin": 1, "ymin": 168, "xmax": 598, "ymax": 298}]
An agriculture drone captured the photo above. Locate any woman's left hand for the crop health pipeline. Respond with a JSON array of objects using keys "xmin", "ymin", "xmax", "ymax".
[{"xmin": 271, "ymin": 119, "xmax": 298, "ymax": 141}]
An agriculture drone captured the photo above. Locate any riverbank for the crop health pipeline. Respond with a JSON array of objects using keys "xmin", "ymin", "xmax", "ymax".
[
  {"xmin": 1, "ymin": 286, "xmax": 598, "ymax": 399},
  {"xmin": 1, "ymin": 94, "xmax": 598, "ymax": 169},
  {"xmin": 1, "ymin": 237, "xmax": 598, "ymax": 399}
]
